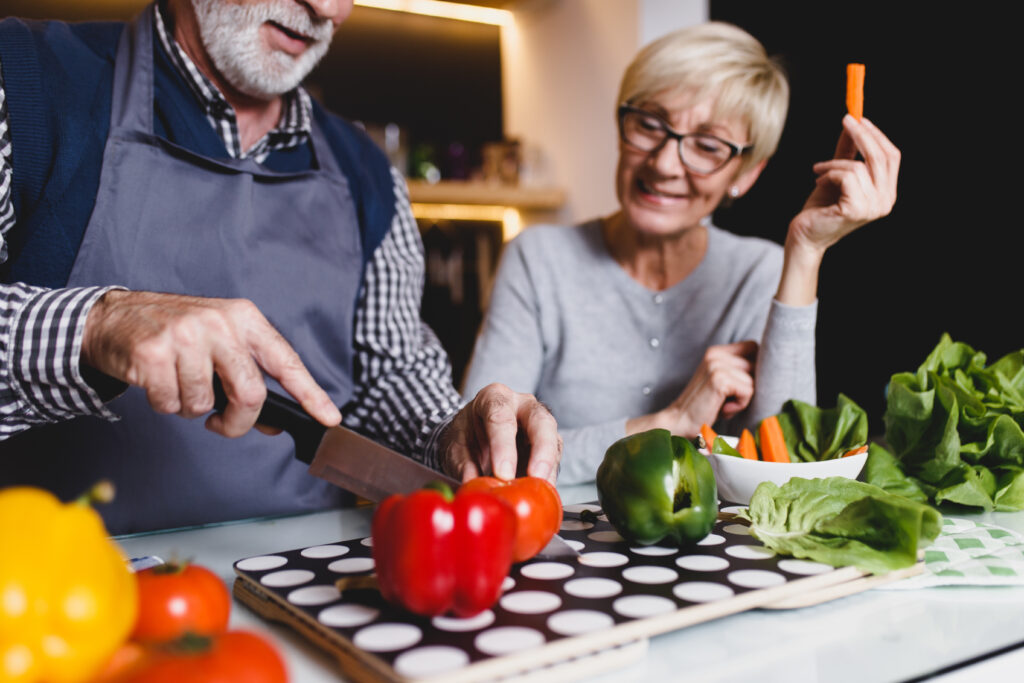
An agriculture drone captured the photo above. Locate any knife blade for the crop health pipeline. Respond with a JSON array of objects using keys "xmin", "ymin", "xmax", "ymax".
[
  {"xmin": 212, "ymin": 380, "xmax": 458, "ymax": 500},
  {"xmin": 212, "ymin": 380, "xmax": 578, "ymax": 559}
]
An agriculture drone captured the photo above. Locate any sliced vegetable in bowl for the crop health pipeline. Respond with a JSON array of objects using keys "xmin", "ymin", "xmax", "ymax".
[{"xmin": 699, "ymin": 395, "xmax": 871, "ymax": 504}]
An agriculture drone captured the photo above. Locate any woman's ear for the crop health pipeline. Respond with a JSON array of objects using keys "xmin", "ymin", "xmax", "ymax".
[{"xmin": 729, "ymin": 158, "xmax": 768, "ymax": 199}]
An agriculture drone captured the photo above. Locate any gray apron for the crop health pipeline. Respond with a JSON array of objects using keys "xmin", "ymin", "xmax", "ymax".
[{"xmin": 5, "ymin": 6, "xmax": 362, "ymax": 534}]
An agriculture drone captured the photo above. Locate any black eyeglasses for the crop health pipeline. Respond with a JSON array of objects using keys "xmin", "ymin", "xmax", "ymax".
[{"xmin": 617, "ymin": 104, "xmax": 753, "ymax": 175}]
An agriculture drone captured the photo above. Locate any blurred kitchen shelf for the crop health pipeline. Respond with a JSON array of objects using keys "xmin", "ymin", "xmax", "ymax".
[{"xmin": 407, "ymin": 180, "xmax": 566, "ymax": 209}]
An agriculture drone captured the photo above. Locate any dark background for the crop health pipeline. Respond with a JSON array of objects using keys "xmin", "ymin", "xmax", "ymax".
[{"xmin": 709, "ymin": 2, "xmax": 1021, "ymax": 433}]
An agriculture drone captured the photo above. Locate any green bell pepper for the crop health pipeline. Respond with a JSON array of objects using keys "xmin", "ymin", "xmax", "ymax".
[{"xmin": 596, "ymin": 428, "xmax": 718, "ymax": 546}]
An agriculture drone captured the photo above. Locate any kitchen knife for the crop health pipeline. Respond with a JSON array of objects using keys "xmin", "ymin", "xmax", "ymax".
[
  {"xmin": 212, "ymin": 380, "xmax": 579, "ymax": 559},
  {"xmin": 212, "ymin": 380, "xmax": 460, "ymax": 501}
]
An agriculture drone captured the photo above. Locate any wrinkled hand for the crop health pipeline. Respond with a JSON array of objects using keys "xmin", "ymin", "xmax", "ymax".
[
  {"xmin": 81, "ymin": 290, "xmax": 341, "ymax": 437},
  {"xmin": 788, "ymin": 115, "xmax": 901, "ymax": 253},
  {"xmin": 440, "ymin": 383, "xmax": 562, "ymax": 486},
  {"xmin": 654, "ymin": 341, "xmax": 758, "ymax": 438}
]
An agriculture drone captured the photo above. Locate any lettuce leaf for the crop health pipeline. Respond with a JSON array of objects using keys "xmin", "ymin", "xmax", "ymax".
[
  {"xmin": 737, "ymin": 477, "xmax": 942, "ymax": 574},
  {"xmin": 774, "ymin": 394, "xmax": 869, "ymax": 462},
  {"xmin": 866, "ymin": 333, "xmax": 1024, "ymax": 511}
]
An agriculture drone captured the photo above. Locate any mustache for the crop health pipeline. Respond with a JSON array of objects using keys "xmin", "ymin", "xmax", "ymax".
[{"xmin": 240, "ymin": 1, "xmax": 335, "ymax": 43}]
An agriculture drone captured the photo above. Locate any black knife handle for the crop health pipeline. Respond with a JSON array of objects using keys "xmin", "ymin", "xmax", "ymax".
[{"xmin": 211, "ymin": 376, "xmax": 327, "ymax": 464}]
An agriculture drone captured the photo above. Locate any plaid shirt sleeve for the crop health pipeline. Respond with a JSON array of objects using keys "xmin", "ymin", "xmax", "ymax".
[
  {"xmin": 0, "ymin": 62, "xmax": 121, "ymax": 439},
  {"xmin": 342, "ymin": 167, "xmax": 463, "ymax": 469}
]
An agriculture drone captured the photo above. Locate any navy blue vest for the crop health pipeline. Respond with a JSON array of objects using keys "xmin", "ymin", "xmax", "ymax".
[{"xmin": 0, "ymin": 15, "xmax": 395, "ymax": 288}]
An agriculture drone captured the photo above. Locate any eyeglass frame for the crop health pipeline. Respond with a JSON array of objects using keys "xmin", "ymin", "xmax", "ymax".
[{"xmin": 616, "ymin": 103, "xmax": 754, "ymax": 176}]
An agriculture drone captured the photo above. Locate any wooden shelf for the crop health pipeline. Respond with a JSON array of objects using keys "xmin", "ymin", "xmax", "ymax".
[{"xmin": 407, "ymin": 180, "xmax": 566, "ymax": 209}]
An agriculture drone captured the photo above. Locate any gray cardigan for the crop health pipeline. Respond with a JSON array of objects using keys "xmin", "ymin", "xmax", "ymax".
[{"xmin": 462, "ymin": 220, "xmax": 817, "ymax": 484}]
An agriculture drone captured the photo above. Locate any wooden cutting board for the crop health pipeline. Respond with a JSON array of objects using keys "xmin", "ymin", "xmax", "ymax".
[{"xmin": 233, "ymin": 503, "xmax": 919, "ymax": 682}]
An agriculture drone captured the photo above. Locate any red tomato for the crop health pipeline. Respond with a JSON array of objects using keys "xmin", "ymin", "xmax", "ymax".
[
  {"xmin": 120, "ymin": 631, "xmax": 287, "ymax": 683},
  {"xmin": 461, "ymin": 476, "xmax": 563, "ymax": 562},
  {"xmin": 131, "ymin": 563, "xmax": 231, "ymax": 642}
]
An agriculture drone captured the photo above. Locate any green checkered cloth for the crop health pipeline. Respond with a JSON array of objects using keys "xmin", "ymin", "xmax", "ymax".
[{"xmin": 879, "ymin": 517, "xmax": 1024, "ymax": 589}]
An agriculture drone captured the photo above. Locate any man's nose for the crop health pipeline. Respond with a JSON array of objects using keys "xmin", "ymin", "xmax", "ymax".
[{"xmin": 302, "ymin": 0, "xmax": 350, "ymax": 24}]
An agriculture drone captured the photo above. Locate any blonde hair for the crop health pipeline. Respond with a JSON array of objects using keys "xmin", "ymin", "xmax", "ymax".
[{"xmin": 617, "ymin": 22, "xmax": 789, "ymax": 174}]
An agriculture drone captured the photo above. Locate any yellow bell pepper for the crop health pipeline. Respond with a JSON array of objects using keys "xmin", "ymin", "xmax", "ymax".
[{"xmin": 0, "ymin": 485, "xmax": 137, "ymax": 683}]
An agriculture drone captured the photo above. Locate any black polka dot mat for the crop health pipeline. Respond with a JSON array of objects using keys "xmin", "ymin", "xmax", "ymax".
[{"xmin": 233, "ymin": 503, "xmax": 853, "ymax": 682}]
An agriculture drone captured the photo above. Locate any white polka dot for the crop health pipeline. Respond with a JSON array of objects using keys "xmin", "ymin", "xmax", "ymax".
[
  {"xmin": 261, "ymin": 569, "xmax": 314, "ymax": 587},
  {"xmin": 565, "ymin": 539, "xmax": 585, "ymax": 552},
  {"xmin": 728, "ymin": 569, "xmax": 786, "ymax": 588},
  {"xmin": 561, "ymin": 519, "xmax": 594, "ymax": 531},
  {"xmin": 587, "ymin": 530, "xmax": 625, "ymax": 543},
  {"xmin": 236, "ymin": 555, "xmax": 287, "ymax": 571},
  {"xmin": 287, "ymin": 585, "xmax": 340, "ymax": 606},
  {"xmin": 578, "ymin": 552, "xmax": 629, "ymax": 568},
  {"xmin": 778, "ymin": 559, "xmax": 834, "ymax": 575},
  {"xmin": 720, "ymin": 505, "xmax": 746, "ymax": 515},
  {"xmin": 622, "ymin": 565, "xmax": 677, "ymax": 584},
  {"xmin": 613, "ymin": 595, "xmax": 676, "ymax": 619},
  {"xmin": 360, "ymin": 537, "xmax": 374, "ymax": 547},
  {"xmin": 564, "ymin": 577, "xmax": 623, "ymax": 599},
  {"xmin": 433, "ymin": 610, "xmax": 495, "ymax": 632},
  {"xmin": 500, "ymin": 591, "xmax": 561, "ymax": 614},
  {"xmin": 318, "ymin": 603, "xmax": 379, "ymax": 628},
  {"xmin": 353, "ymin": 623, "xmax": 422, "ymax": 652},
  {"xmin": 475, "ymin": 627, "xmax": 546, "ymax": 655},
  {"xmin": 548, "ymin": 610, "xmax": 615, "ymax": 636},
  {"xmin": 673, "ymin": 581, "xmax": 735, "ymax": 603},
  {"xmin": 697, "ymin": 534, "xmax": 726, "ymax": 546},
  {"xmin": 676, "ymin": 555, "xmax": 730, "ymax": 572},
  {"xmin": 328, "ymin": 557, "xmax": 375, "ymax": 573},
  {"xmin": 725, "ymin": 545, "xmax": 776, "ymax": 561},
  {"xmin": 630, "ymin": 545, "xmax": 676, "ymax": 556},
  {"xmin": 520, "ymin": 562, "xmax": 575, "ymax": 580},
  {"xmin": 301, "ymin": 545, "xmax": 350, "ymax": 559},
  {"xmin": 394, "ymin": 646, "xmax": 469, "ymax": 677},
  {"xmin": 501, "ymin": 576, "xmax": 516, "ymax": 592},
  {"xmin": 722, "ymin": 524, "xmax": 750, "ymax": 535},
  {"xmin": 563, "ymin": 504, "xmax": 601, "ymax": 514}
]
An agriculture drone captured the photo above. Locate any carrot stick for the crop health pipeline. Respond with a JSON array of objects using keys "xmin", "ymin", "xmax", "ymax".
[
  {"xmin": 758, "ymin": 415, "xmax": 791, "ymax": 464},
  {"xmin": 738, "ymin": 428, "xmax": 758, "ymax": 460},
  {"xmin": 699, "ymin": 423, "xmax": 717, "ymax": 451},
  {"xmin": 846, "ymin": 63, "xmax": 865, "ymax": 120},
  {"xmin": 842, "ymin": 444, "xmax": 868, "ymax": 458}
]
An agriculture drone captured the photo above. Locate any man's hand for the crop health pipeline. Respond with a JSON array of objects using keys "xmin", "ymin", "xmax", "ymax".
[
  {"xmin": 81, "ymin": 290, "xmax": 341, "ymax": 437},
  {"xmin": 440, "ymin": 383, "xmax": 562, "ymax": 485}
]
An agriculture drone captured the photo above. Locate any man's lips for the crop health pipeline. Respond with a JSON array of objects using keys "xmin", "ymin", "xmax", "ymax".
[
  {"xmin": 265, "ymin": 21, "xmax": 315, "ymax": 56},
  {"xmin": 636, "ymin": 178, "xmax": 687, "ymax": 202}
]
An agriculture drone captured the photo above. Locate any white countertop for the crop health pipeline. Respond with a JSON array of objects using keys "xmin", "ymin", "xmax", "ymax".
[{"xmin": 115, "ymin": 484, "xmax": 1024, "ymax": 683}]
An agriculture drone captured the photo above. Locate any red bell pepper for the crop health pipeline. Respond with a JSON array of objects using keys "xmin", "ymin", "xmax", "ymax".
[
  {"xmin": 460, "ymin": 476, "xmax": 563, "ymax": 562},
  {"xmin": 371, "ymin": 482, "xmax": 516, "ymax": 617}
]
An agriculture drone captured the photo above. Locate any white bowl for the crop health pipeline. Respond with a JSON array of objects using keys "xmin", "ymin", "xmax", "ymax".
[{"xmin": 701, "ymin": 436, "xmax": 868, "ymax": 505}]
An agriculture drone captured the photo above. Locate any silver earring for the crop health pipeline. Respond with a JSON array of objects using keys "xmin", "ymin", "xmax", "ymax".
[{"xmin": 729, "ymin": 186, "xmax": 740, "ymax": 198}]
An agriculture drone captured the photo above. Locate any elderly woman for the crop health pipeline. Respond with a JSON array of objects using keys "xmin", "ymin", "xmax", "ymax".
[{"xmin": 461, "ymin": 22, "xmax": 899, "ymax": 484}]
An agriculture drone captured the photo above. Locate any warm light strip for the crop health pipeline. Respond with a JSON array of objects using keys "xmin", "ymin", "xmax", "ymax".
[
  {"xmin": 411, "ymin": 203, "xmax": 522, "ymax": 242},
  {"xmin": 354, "ymin": 0, "xmax": 513, "ymax": 26}
]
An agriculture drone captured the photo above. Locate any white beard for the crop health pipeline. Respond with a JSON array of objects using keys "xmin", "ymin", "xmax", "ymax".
[{"xmin": 190, "ymin": 0, "xmax": 334, "ymax": 99}]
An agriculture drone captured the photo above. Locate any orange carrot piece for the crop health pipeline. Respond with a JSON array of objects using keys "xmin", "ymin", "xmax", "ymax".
[
  {"xmin": 843, "ymin": 444, "xmax": 868, "ymax": 458},
  {"xmin": 738, "ymin": 428, "xmax": 758, "ymax": 460},
  {"xmin": 758, "ymin": 415, "xmax": 791, "ymax": 464},
  {"xmin": 846, "ymin": 63, "xmax": 865, "ymax": 120},
  {"xmin": 699, "ymin": 423, "xmax": 717, "ymax": 450}
]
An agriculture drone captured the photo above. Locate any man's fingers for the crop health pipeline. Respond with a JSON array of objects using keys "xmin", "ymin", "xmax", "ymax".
[
  {"xmin": 518, "ymin": 399, "xmax": 561, "ymax": 484},
  {"xmin": 207, "ymin": 356, "xmax": 266, "ymax": 438},
  {"xmin": 176, "ymin": 354, "xmax": 214, "ymax": 418},
  {"xmin": 243, "ymin": 310, "xmax": 341, "ymax": 427},
  {"xmin": 473, "ymin": 386, "xmax": 519, "ymax": 480}
]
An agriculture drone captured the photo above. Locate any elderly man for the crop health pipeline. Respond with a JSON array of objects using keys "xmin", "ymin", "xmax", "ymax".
[{"xmin": 0, "ymin": 0, "xmax": 561, "ymax": 534}]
